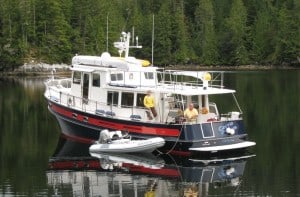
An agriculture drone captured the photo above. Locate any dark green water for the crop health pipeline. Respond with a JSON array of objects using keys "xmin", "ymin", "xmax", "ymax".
[{"xmin": 0, "ymin": 70, "xmax": 299, "ymax": 196}]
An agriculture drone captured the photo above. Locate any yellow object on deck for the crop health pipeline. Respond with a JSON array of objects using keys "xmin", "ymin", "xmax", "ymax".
[
  {"xmin": 140, "ymin": 59, "xmax": 151, "ymax": 67},
  {"xmin": 204, "ymin": 72, "xmax": 211, "ymax": 81}
]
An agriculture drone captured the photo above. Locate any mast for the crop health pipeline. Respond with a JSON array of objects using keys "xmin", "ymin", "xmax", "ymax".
[
  {"xmin": 106, "ymin": 13, "xmax": 109, "ymax": 51},
  {"xmin": 114, "ymin": 32, "xmax": 142, "ymax": 58},
  {"xmin": 151, "ymin": 14, "xmax": 155, "ymax": 65}
]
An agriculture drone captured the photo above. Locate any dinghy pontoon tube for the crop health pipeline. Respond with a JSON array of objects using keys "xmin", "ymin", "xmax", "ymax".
[{"xmin": 89, "ymin": 130, "xmax": 165, "ymax": 153}]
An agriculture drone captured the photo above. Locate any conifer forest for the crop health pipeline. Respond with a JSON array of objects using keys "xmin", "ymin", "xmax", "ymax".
[{"xmin": 0, "ymin": 0, "xmax": 299, "ymax": 70}]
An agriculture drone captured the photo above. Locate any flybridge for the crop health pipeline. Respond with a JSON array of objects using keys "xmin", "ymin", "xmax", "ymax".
[
  {"xmin": 72, "ymin": 53, "xmax": 151, "ymax": 70},
  {"xmin": 71, "ymin": 32, "xmax": 150, "ymax": 70},
  {"xmin": 72, "ymin": 53, "xmax": 128, "ymax": 70}
]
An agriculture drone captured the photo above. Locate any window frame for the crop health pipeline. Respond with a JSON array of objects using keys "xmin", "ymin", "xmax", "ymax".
[
  {"xmin": 73, "ymin": 71, "xmax": 81, "ymax": 84},
  {"xmin": 144, "ymin": 72, "xmax": 154, "ymax": 79},
  {"xmin": 92, "ymin": 73, "xmax": 101, "ymax": 87},
  {"xmin": 121, "ymin": 92, "xmax": 134, "ymax": 107},
  {"xmin": 136, "ymin": 93, "xmax": 147, "ymax": 108},
  {"xmin": 107, "ymin": 91, "xmax": 119, "ymax": 106},
  {"xmin": 110, "ymin": 73, "xmax": 124, "ymax": 81}
]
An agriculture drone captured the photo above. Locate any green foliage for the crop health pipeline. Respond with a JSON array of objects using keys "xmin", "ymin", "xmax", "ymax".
[
  {"xmin": 272, "ymin": 2, "xmax": 299, "ymax": 65},
  {"xmin": 0, "ymin": 0, "xmax": 299, "ymax": 70},
  {"xmin": 193, "ymin": 0, "xmax": 219, "ymax": 65},
  {"xmin": 251, "ymin": 4, "xmax": 277, "ymax": 64},
  {"xmin": 169, "ymin": 0, "xmax": 189, "ymax": 64},
  {"xmin": 35, "ymin": 0, "xmax": 72, "ymax": 63},
  {"xmin": 153, "ymin": 1, "xmax": 172, "ymax": 65},
  {"xmin": 225, "ymin": 0, "xmax": 249, "ymax": 65}
]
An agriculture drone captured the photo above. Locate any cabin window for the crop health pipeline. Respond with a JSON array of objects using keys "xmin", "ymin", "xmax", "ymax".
[
  {"xmin": 107, "ymin": 91, "xmax": 119, "ymax": 106},
  {"xmin": 121, "ymin": 92, "xmax": 134, "ymax": 107},
  {"xmin": 136, "ymin": 93, "xmax": 146, "ymax": 107},
  {"xmin": 209, "ymin": 103, "xmax": 218, "ymax": 114},
  {"xmin": 111, "ymin": 73, "xmax": 123, "ymax": 81},
  {"xmin": 191, "ymin": 95, "xmax": 199, "ymax": 108},
  {"xmin": 73, "ymin": 71, "xmax": 81, "ymax": 84},
  {"xmin": 92, "ymin": 73, "xmax": 100, "ymax": 87},
  {"xmin": 174, "ymin": 94, "xmax": 187, "ymax": 110},
  {"xmin": 144, "ymin": 72, "xmax": 154, "ymax": 79}
]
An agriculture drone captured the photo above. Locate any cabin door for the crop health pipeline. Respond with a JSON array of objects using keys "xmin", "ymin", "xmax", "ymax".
[{"xmin": 82, "ymin": 73, "xmax": 89, "ymax": 100}]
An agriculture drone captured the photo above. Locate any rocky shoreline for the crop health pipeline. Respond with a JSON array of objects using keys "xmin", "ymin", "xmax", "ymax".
[
  {"xmin": 165, "ymin": 64, "xmax": 299, "ymax": 71},
  {"xmin": 1, "ymin": 63, "xmax": 71, "ymax": 77},
  {"xmin": 0, "ymin": 63, "xmax": 298, "ymax": 77}
]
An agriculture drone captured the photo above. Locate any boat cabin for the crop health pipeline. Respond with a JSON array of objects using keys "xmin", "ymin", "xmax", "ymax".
[
  {"xmin": 49, "ymin": 59, "xmax": 241, "ymax": 125},
  {"xmin": 46, "ymin": 31, "xmax": 242, "ymax": 125}
]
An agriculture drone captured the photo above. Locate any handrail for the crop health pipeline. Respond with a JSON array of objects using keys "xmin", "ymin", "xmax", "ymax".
[{"xmin": 107, "ymin": 70, "xmax": 225, "ymax": 91}]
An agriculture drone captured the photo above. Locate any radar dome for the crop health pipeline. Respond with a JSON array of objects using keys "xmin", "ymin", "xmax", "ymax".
[{"xmin": 101, "ymin": 52, "xmax": 111, "ymax": 59}]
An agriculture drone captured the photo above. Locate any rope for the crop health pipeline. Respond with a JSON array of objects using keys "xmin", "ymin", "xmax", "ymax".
[
  {"xmin": 156, "ymin": 122, "xmax": 186, "ymax": 155},
  {"xmin": 164, "ymin": 154, "xmax": 183, "ymax": 182}
]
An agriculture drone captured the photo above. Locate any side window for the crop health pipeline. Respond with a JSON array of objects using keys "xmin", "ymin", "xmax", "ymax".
[
  {"xmin": 191, "ymin": 95, "xmax": 199, "ymax": 108},
  {"xmin": 110, "ymin": 73, "xmax": 123, "ymax": 81},
  {"xmin": 73, "ymin": 71, "xmax": 81, "ymax": 84},
  {"xmin": 136, "ymin": 93, "xmax": 146, "ymax": 107},
  {"xmin": 111, "ymin": 74, "xmax": 117, "ymax": 81},
  {"xmin": 107, "ymin": 91, "xmax": 119, "ymax": 106},
  {"xmin": 121, "ymin": 92, "xmax": 134, "ymax": 107},
  {"xmin": 144, "ymin": 72, "xmax": 154, "ymax": 79},
  {"xmin": 117, "ymin": 73, "xmax": 123, "ymax": 80},
  {"xmin": 92, "ymin": 73, "xmax": 100, "ymax": 87}
]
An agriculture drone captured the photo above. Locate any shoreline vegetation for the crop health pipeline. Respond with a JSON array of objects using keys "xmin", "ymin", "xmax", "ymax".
[
  {"xmin": 0, "ymin": 1, "xmax": 299, "ymax": 72},
  {"xmin": 0, "ymin": 63, "xmax": 298, "ymax": 77}
]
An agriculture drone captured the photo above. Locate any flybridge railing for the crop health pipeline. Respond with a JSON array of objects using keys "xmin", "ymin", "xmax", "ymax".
[
  {"xmin": 157, "ymin": 70, "xmax": 225, "ymax": 89},
  {"xmin": 108, "ymin": 69, "xmax": 225, "ymax": 90}
]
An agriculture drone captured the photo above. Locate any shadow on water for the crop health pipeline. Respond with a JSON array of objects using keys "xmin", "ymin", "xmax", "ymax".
[{"xmin": 47, "ymin": 136, "xmax": 255, "ymax": 196}]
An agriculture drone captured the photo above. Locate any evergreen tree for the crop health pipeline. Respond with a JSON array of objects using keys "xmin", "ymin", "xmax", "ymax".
[
  {"xmin": 153, "ymin": 1, "xmax": 172, "ymax": 65},
  {"xmin": 0, "ymin": 0, "xmax": 299, "ymax": 69},
  {"xmin": 251, "ymin": 2, "xmax": 277, "ymax": 64},
  {"xmin": 194, "ymin": 0, "xmax": 218, "ymax": 65},
  {"xmin": 35, "ymin": 0, "xmax": 72, "ymax": 63},
  {"xmin": 225, "ymin": 0, "xmax": 249, "ymax": 65},
  {"xmin": 170, "ymin": 0, "xmax": 189, "ymax": 64},
  {"xmin": 0, "ymin": 0, "xmax": 24, "ymax": 70},
  {"xmin": 272, "ymin": 1, "xmax": 300, "ymax": 65}
]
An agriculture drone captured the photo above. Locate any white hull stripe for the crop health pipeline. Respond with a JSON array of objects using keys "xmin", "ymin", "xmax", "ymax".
[{"xmin": 189, "ymin": 141, "xmax": 256, "ymax": 152}]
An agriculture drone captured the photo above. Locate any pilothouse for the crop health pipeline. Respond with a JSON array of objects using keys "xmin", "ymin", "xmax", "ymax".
[{"xmin": 44, "ymin": 32, "xmax": 255, "ymax": 155}]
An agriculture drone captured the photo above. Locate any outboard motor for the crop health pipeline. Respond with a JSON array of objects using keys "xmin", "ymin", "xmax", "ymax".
[{"xmin": 98, "ymin": 129, "xmax": 111, "ymax": 143}]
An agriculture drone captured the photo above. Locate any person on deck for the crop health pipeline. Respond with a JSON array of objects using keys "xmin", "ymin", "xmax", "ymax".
[
  {"xmin": 184, "ymin": 103, "xmax": 199, "ymax": 122},
  {"xmin": 144, "ymin": 90, "xmax": 157, "ymax": 120}
]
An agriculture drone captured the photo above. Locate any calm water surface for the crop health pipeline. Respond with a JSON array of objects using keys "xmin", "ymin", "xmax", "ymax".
[{"xmin": 0, "ymin": 70, "xmax": 299, "ymax": 196}]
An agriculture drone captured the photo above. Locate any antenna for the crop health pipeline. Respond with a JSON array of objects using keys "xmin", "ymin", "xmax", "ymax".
[
  {"xmin": 151, "ymin": 14, "xmax": 155, "ymax": 65},
  {"xmin": 132, "ymin": 26, "xmax": 135, "ymax": 44},
  {"xmin": 106, "ymin": 13, "xmax": 109, "ymax": 51},
  {"xmin": 114, "ymin": 32, "xmax": 142, "ymax": 58}
]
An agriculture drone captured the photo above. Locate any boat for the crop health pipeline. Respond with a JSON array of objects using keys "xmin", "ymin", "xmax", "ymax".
[
  {"xmin": 89, "ymin": 129, "xmax": 165, "ymax": 153},
  {"xmin": 47, "ymin": 136, "xmax": 255, "ymax": 196},
  {"xmin": 44, "ymin": 31, "xmax": 256, "ymax": 156}
]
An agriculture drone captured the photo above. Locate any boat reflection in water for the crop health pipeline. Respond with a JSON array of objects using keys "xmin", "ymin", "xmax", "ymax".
[{"xmin": 47, "ymin": 136, "xmax": 255, "ymax": 196}]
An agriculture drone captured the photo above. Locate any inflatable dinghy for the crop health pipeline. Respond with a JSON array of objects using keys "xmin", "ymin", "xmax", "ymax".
[{"xmin": 89, "ymin": 130, "xmax": 165, "ymax": 153}]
